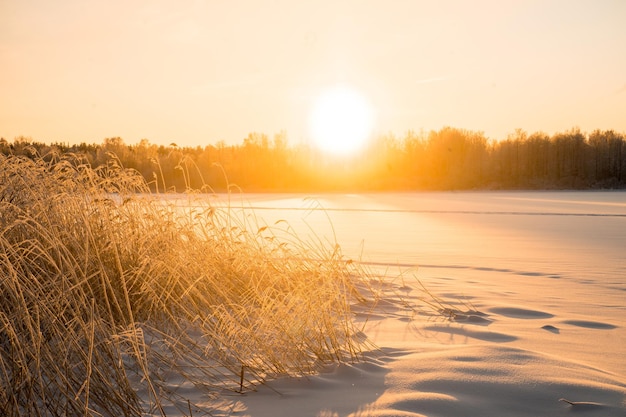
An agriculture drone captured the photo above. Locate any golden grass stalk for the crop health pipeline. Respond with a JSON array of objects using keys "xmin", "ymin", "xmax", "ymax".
[{"xmin": 0, "ymin": 152, "xmax": 376, "ymax": 416}]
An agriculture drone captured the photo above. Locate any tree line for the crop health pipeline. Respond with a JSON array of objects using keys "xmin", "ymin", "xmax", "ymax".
[{"xmin": 1, "ymin": 127, "xmax": 624, "ymax": 192}]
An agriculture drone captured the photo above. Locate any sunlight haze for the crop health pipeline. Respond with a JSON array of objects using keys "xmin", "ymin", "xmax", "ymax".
[{"xmin": 1, "ymin": 0, "xmax": 625, "ymax": 147}]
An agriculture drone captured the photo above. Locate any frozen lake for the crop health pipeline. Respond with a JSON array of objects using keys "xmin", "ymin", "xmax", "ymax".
[{"xmin": 221, "ymin": 191, "xmax": 626, "ymax": 286}]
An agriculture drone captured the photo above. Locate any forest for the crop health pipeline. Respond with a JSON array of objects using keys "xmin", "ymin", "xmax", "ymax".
[{"xmin": 1, "ymin": 127, "xmax": 625, "ymax": 192}]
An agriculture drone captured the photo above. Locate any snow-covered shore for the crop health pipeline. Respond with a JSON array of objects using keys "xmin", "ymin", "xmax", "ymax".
[{"xmin": 158, "ymin": 191, "xmax": 626, "ymax": 416}]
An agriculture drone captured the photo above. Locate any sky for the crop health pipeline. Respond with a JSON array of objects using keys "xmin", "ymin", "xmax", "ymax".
[{"xmin": 1, "ymin": 0, "xmax": 625, "ymax": 148}]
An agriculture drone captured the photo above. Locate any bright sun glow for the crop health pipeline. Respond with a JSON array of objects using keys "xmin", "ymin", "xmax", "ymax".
[{"xmin": 309, "ymin": 85, "xmax": 374, "ymax": 156}]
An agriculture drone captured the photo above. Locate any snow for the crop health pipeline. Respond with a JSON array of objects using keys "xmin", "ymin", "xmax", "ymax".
[{"xmin": 159, "ymin": 191, "xmax": 626, "ymax": 416}]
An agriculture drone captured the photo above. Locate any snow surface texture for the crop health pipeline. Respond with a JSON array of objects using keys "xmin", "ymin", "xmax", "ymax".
[{"xmin": 155, "ymin": 191, "xmax": 626, "ymax": 417}]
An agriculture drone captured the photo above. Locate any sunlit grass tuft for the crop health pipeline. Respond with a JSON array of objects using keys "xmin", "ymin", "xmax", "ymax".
[{"xmin": 0, "ymin": 151, "xmax": 377, "ymax": 416}]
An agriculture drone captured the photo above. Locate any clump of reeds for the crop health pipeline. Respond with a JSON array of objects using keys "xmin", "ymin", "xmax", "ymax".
[{"xmin": 0, "ymin": 150, "xmax": 375, "ymax": 416}]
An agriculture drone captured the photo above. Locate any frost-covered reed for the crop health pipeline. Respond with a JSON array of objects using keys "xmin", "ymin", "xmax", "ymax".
[{"xmin": 0, "ymin": 151, "xmax": 374, "ymax": 416}]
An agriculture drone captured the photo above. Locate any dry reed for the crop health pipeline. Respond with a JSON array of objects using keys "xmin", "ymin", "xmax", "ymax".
[{"xmin": 0, "ymin": 151, "xmax": 378, "ymax": 416}]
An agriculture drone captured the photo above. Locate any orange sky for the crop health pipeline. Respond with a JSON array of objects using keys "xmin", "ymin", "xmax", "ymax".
[{"xmin": 1, "ymin": 0, "xmax": 625, "ymax": 147}]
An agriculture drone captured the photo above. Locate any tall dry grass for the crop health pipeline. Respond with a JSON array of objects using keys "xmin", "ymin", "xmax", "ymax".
[{"xmin": 0, "ymin": 151, "xmax": 376, "ymax": 416}]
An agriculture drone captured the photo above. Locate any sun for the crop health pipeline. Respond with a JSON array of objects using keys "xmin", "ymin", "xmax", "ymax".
[{"xmin": 309, "ymin": 85, "xmax": 374, "ymax": 156}]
